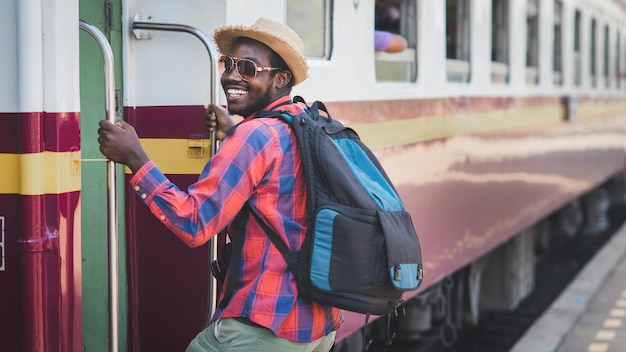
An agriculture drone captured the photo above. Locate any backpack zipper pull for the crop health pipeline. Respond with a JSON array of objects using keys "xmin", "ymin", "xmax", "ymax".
[{"xmin": 392, "ymin": 300, "xmax": 406, "ymax": 317}]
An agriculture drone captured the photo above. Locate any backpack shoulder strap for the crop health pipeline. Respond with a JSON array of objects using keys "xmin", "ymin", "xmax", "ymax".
[
  {"xmin": 253, "ymin": 109, "xmax": 294, "ymax": 124},
  {"xmin": 248, "ymin": 207, "xmax": 293, "ymax": 263},
  {"xmin": 249, "ymin": 208, "xmax": 308, "ymax": 285}
]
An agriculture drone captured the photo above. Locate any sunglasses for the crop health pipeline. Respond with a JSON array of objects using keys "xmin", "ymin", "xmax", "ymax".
[{"xmin": 219, "ymin": 55, "xmax": 285, "ymax": 81}]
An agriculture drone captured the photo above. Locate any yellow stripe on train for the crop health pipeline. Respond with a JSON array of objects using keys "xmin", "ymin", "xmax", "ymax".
[
  {"xmin": 0, "ymin": 151, "xmax": 81, "ymax": 195},
  {"xmin": 136, "ymin": 106, "xmax": 565, "ymax": 172},
  {"xmin": 1, "ymin": 101, "xmax": 622, "ymax": 193},
  {"xmin": 354, "ymin": 100, "xmax": 626, "ymax": 149},
  {"xmin": 138, "ymin": 101, "xmax": 625, "ymax": 173},
  {"xmin": 0, "ymin": 140, "xmax": 211, "ymax": 194},
  {"xmin": 130, "ymin": 138, "xmax": 213, "ymax": 175},
  {"xmin": 353, "ymin": 105, "xmax": 564, "ymax": 149}
]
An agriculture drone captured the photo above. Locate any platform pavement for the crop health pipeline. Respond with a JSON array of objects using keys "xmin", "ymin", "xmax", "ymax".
[{"xmin": 510, "ymin": 221, "xmax": 626, "ymax": 352}]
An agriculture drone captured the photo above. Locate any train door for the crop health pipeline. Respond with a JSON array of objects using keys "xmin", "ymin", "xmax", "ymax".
[
  {"xmin": 120, "ymin": 2, "xmax": 223, "ymax": 351},
  {"xmin": 79, "ymin": 0, "xmax": 128, "ymax": 350}
]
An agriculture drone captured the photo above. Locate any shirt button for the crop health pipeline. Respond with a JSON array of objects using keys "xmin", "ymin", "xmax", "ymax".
[
  {"xmin": 141, "ymin": 194, "xmax": 147, "ymax": 199},
  {"xmin": 134, "ymin": 186, "xmax": 140, "ymax": 191},
  {"xmin": 159, "ymin": 215, "xmax": 165, "ymax": 221}
]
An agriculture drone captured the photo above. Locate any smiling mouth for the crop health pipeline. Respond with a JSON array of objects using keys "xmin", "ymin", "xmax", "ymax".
[{"xmin": 227, "ymin": 88, "xmax": 248, "ymax": 98}]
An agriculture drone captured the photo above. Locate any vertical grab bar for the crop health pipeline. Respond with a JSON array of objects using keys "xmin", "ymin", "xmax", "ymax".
[
  {"xmin": 79, "ymin": 20, "xmax": 119, "ymax": 352},
  {"xmin": 130, "ymin": 19, "xmax": 220, "ymax": 327}
]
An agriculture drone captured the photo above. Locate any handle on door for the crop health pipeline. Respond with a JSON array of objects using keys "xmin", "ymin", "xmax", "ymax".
[{"xmin": 79, "ymin": 20, "xmax": 119, "ymax": 352}]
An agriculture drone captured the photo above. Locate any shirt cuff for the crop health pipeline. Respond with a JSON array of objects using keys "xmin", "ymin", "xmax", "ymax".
[{"xmin": 129, "ymin": 161, "xmax": 167, "ymax": 203}]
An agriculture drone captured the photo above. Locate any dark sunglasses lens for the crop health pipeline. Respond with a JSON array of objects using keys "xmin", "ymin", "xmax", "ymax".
[
  {"xmin": 222, "ymin": 57, "xmax": 234, "ymax": 72},
  {"xmin": 237, "ymin": 60, "xmax": 257, "ymax": 81}
]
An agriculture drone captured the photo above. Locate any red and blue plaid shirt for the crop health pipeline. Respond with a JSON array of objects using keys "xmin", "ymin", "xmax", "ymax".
[{"xmin": 130, "ymin": 95, "xmax": 343, "ymax": 342}]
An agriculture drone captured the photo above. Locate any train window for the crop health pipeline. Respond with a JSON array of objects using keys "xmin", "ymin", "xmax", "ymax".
[
  {"xmin": 553, "ymin": 0, "xmax": 563, "ymax": 85},
  {"xmin": 590, "ymin": 18, "xmax": 597, "ymax": 87},
  {"xmin": 526, "ymin": 0, "xmax": 539, "ymax": 85},
  {"xmin": 491, "ymin": 0, "xmax": 509, "ymax": 83},
  {"xmin": 286, "ymin": 0, "xmax": 331, "ymax": 58},
  {"xmin": 446, "ymin": 0, "xmax": 471, "ymax": 83},
  {"xmin": 573, "ymin": 10, "xmax": 582, "ymax": 86},
  {"xmin": 374, "ymin": 0, "xmax": 418, "ymax": 82},
  {"xmin": 603, "ymin": 25, "xmax": 610, "ymax": 87}
]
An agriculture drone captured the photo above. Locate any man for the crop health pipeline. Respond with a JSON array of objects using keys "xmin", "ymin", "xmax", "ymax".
[
  {"xmin": 97, "ymin": 17, "xmax": 342, "ymax": 352},
  {"xmin": 375, "ymin": 1, "xmax": 407, "ymax": 53}
]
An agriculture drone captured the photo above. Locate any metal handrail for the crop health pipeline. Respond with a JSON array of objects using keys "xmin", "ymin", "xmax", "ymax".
[
  {"xmin": 131, "ymin": 18, "xmax": 220, "ymax": 327},
  {"xmin": 79, "ymin": 20, "xmax": 119, "ymax": 352}
]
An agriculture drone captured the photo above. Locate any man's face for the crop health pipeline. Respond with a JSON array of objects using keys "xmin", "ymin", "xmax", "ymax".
[{"xmin": 221, "ymin": 38, "xmax": 280, "ymax": 117}]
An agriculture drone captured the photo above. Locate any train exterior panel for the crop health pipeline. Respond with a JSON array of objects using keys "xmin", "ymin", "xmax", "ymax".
[
  {"xmin": 1, "ymin": 1, "xmax": 83, "ymax": 351},
  {"xmin": 2, "ymin": 0, "xmax": 626, "ymax": 351}
]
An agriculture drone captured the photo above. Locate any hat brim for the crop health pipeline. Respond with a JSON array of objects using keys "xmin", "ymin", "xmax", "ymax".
[{"xmin": 214, "ymin": 25, "xmax": 308, "ymax": 86}]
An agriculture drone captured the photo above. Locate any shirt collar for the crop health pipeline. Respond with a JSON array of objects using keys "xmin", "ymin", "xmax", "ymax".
[{"xmin": 242, "ymin": 95, "xmax": 301, "ymax": 122}]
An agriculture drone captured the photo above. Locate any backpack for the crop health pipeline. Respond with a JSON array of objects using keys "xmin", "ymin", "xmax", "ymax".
[{"xmin": 220, "ymin": 96, "xmax": 423, "ymax": 316}]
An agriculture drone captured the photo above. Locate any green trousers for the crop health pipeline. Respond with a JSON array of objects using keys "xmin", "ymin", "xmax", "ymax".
[{"xmin": 186, "ymin": 318, "xmax": 336, "ymax": 352}]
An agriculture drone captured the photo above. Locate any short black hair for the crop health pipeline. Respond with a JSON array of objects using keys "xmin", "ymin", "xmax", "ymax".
[{"xmin": 269, "ymin": 52, "xmax": 294, "ymax": 89}]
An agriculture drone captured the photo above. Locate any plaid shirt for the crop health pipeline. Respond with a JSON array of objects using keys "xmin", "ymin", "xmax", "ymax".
[{"xmin": 130, "ymin": 95, "xmax": 343, "ymax": 342}]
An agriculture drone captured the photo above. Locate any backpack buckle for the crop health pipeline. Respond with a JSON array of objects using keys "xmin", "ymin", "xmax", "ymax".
[{"xmin": 393, "ymin": 264, "xmax": 402, "ymax": 281}]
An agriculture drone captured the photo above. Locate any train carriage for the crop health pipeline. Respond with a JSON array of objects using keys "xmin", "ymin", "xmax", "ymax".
[{"xmin": 2, "ymin": 0, "xmax": 626, "ymax": 351}]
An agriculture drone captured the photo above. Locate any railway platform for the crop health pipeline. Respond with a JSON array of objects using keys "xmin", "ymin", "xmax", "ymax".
[{"xmin": 511, "ymin": 221, "xmax": 626, "ymax": 352}]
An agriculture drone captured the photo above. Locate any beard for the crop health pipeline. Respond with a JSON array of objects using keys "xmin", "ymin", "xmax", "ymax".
[{"xmin": 227, "ymin": 83, "xmax": 276, "ymax": 118}]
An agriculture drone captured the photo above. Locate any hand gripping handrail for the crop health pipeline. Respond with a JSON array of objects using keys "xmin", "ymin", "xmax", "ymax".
[
  {"xmin": 79, "ymin": 20, "xmax": 119, "ymax": 352},
  {"xmin": 130, "ymin": 16, "xmax": 220, "ymax": 328}
]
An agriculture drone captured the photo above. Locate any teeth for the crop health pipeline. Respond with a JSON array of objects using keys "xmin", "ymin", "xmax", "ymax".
[{"xmin": 227, "ymin": 88, "xmax": 247, "ymax": 97}]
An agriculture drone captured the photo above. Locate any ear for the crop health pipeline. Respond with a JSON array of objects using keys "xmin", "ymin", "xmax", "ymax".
[{"xmin": 274, "ymin": 71, "xmax": 292, "ymax": 88}]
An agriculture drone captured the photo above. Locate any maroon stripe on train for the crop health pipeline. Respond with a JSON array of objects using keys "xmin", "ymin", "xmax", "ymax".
[
  {"xmin": 19, "ymin": 112, "xmax": 43, "ymax": 153},
  {"xmin": 0, "ymin": 112, "xmax": 80, "ymax": 154},
  {"xmin": 42, "ymin": 112, "xmax": 80, "ymax": 152},
  {"xmin": 124, "ymin": 106, "xmax": 209, "ymax": 139},
  {"xmin": 0, "ymin": 113, "xmax": 19, "ymax": 153},
  {"xmin": 324, "ymin": 96, "xmax": 563, "ymax": 124}
]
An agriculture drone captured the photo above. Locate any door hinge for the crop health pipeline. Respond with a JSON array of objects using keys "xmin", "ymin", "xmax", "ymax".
[{"xmin": 105, "ymin": 2, "xmax": 113, "ymax": 32}]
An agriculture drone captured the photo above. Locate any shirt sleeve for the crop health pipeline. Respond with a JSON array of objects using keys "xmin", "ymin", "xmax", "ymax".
[
  {"xmin": 130, "ymin": 120, "xmax": 279, "ymax": 247},
  {"xmin": 374, "ymin": 30, "xmax": 392, "ymax": 52}
]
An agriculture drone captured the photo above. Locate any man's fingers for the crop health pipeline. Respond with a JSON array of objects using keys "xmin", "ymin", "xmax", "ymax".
[
  {"xmin": 99, "ymin": 119, "xmax": 126, "ymax": 130},
  {"xmin": 99, "ymin": 119, "xmax": 113, "ymax": 129},
  {"xmin": 207, "ymin": 103, "xmax": 229, "ymax": 116}
]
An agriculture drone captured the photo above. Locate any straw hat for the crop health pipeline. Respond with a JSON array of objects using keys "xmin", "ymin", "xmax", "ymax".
[{"xmin": 213, "ymin": 17, "xmax": 309, "ymax": 86}]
